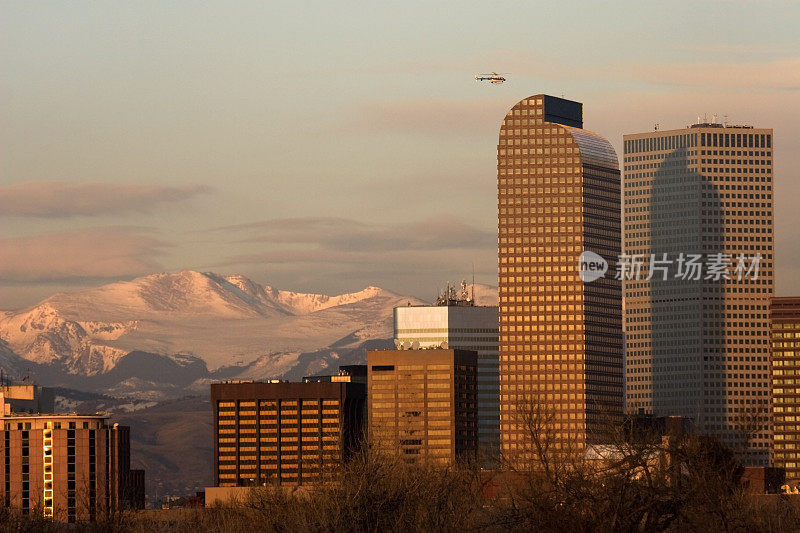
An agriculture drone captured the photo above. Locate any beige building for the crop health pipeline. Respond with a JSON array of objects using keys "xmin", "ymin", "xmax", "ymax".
[
  {"xmin": 497, "ymin": 94, "xmax": 623, "ymax": 464},
  {"xmin": 393, "ymin": 303, "xmax": 499, "ymax": 465},
  {"xmin": 367, "ymin": 348, "xmax": 478, "ymax": 464},
  {"xmin": 772, "ymin": 297, "xmax": 800, "ymax": 482},
  {"xmin": 623, "ymin": 123, "xmax": 774, "ymax": 466},
  {"xmin": 0, "ymin": 383, "xmax": 54, "ymax": 415},
  {"xmin": 0, "ymin": 414, "xmax": 144, "ymax": 522}
]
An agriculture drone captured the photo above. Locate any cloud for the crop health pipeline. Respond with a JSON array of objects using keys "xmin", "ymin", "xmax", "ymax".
[
  {"xmin": 0, "ymin": 181, "xmax": 211, "ymax": 218},
  {"xmin": 207, "ymin": 214, "xmax": 497, "ymax": 299},
  {"xmin": 0, "ymin": 227, "xmax": 167, "ymax": 282},
  {"xmin": 677, "ymin": 43, "xmax": 788, "ymax": 56},
  {"xmin": 212, "ymin": 215, "xmax": 496, "ymax": 253}
]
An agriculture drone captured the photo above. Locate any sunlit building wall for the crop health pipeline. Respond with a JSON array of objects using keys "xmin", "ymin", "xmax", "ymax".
[
  {"xmin": 772, "ymin": 297, "xmax": 800, "ymax": 481},
  {"xmin": 0, "ymin": 414, "xmax": 143, "ymax": 523},
  {"xmin": 393, "ymin": 305, "xmax": 498, "ymax": 465},
  {"xmin": 497, "ymin": 94, "xmax": 623, "ymax": 464},
  {"xmin": 623, "ymin": 124, "xmax": 774, "ymax": 466},
  {"xmin": 211, "ymin": 381, "xmax": 365, "ymax": 487},
  {"xmin": 367, "ymin": 349, "xmax": 478, "ymax": 464}
]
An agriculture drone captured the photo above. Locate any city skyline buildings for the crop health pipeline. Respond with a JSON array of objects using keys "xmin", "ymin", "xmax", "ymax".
[
  {"xmin": 393, "ymin": 300, "xmax": 499, "ymax": 464},
  {"xmin": 1, "ymin": 1, "xmax": 799, "ymax": 513},
  {"xmin": 623, "ymin": 122, "xmax": 774, "ymax": 466},
  {"xmin": 0, "ymin": 414, "xmax": 144, "ymax": 522},
  {"xmin": 497, "ymin": 94, "xmax": 624, "ymax": 463}
]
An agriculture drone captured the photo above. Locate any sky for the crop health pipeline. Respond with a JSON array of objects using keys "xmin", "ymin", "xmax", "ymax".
[{"xmin": 1, "ymin": 0, "xmax": 799, "ymax": 309}]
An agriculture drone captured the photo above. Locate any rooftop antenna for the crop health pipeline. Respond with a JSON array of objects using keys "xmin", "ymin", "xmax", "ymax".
[
  {"xmin": 654, "ymin": 123, "xmax": 659, "ymax": 131},
  {"xmin": 712, "ymin": 113, "xmax": 718, "ymax": 124},
  {"xmin": 471, "ymin": 263, "xmax": 475, "ymax": 303},
  {"xmin": 723, "ymin": 114, "xmax": 729, "ymax": 126}
]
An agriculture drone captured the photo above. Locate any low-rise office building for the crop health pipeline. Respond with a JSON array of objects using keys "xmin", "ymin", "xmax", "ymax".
[
  {"xmin": 367, "ymin": 348, "xmax": 478, "ymax": 464},
  {"xmin": 210, "ymin": 379, "xmax": 365, "ymax": 488}
]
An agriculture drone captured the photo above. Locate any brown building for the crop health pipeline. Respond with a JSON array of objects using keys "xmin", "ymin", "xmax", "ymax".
[
  {"xmin": 624, "ymin": 124, "xmax": 774, "ymax": 466},
  {"xmin": 497, "ymin": 94, "xmax": 623, "ymax": 464},
  {"xmin": 367, "ymin": 349, "xmax": 478, "ymax": 464},
  {"xmin": 772, "ymin": 297, "xmax": 800, "ymax": 483},
  {"xmin": 210, "ymin": 380, "xmax": 365, "ymax": 487},
  {"xmin": 0, "ymin": 414, "xmax": 144, "ymax": 522}
]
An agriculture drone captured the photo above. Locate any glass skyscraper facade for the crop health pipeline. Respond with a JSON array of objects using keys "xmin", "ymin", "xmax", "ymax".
[
  {"xmin": 367, "ymin": 349, "xmax": 478, "ymax": 464},
  {"xmin": 497, "ymin": 95, "xmax": 623, "ymax": 464},
  {"xmin": 623, "ymin": 123, "xmax": 774, "ymax": 466}
]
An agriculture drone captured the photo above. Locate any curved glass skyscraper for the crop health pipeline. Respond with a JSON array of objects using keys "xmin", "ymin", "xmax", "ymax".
[{"xmin": 497, "ymin": 95, "xmax": 623, "ymax": 464}]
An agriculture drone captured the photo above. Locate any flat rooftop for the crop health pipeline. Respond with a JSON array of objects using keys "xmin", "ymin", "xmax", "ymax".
[{"xmin": 0, "ymin": 412, "xmax": 109, "ymax": 419}]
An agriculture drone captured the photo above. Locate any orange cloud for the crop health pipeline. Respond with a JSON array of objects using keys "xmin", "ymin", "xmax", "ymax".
[
  {"xmin": 0, "ymin": 182, "xmax": 211, "ymax": 218},
  {"xmin": 0, "ymin": 227, "xmax": 167, "ymax": 282}
]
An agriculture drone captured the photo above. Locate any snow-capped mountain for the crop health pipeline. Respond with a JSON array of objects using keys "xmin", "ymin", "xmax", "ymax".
[
  {"xmin": 0, "ymin": 271, "xmax": 497, "ymax": 398},
  {"xmin": 0, "ymin": 270, "xmax": 415, "ymax": 371}
]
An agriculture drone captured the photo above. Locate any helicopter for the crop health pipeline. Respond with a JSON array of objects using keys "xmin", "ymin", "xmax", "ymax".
[{"xmin": 475, "ymin": 72, "xmax": 508, "ymax": 84}]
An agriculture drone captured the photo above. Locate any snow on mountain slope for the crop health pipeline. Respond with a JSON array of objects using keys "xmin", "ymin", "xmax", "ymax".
[
  {"xmin": 42, "ymin": 270, "xmax": 283, "ymax": 320},
  {"xmin": 0, "ymin": 302, "xmax": 129, "ymax": 372},
  {"xmin": 222, "ymin": 274, "xmax": 386, "ymax": 316},
  {"xmin": 0, "ymin": 271, "xmax": 425, "ymax": 374},
  {"xmin": 471, "ymin": 283, "xmax": 499, "ymax": 307},
  {"xmin": 264, "ymin": 285, "xmax": 385, "ymax": 315}
]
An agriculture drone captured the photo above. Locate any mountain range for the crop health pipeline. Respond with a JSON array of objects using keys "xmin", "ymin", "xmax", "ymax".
[{"xmin": 0, "ymin": 270, "xmax": 498, "ymax": 399}]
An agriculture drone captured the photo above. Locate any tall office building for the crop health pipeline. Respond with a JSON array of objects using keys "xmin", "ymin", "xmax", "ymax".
[
  {"xmin": 367, "ymin": 348, "xmax": 478, "ymax": 464},
  {"xmin": 772, "ymin": 297, "xmax": 800, "ymax": 482},
  {"xmin": 393, "ymin": 295, "xmax": 499, "ymax": 465},
  {"xmin": 623, "ymin": 122, "xmax": 774, "ymax": 465},
  {"xmin": 0, "ymin": 414, "xmax": 144, "ymax": 522},
  {"xmin": 497, "ymin": 95, "xmax": 623, "ymax": 463},
  {"xmin": 210, "ymin": 380, "xmax": 365, "ymax": 488}
]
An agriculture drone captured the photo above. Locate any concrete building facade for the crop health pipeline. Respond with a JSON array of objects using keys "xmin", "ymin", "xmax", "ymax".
[
  {"xmin": 0, "ymin": 384, "xmax": 54, "ymax": 416},
  {"xmin": 623, "ymin": 123, "xmax": 774, "ymax": 465}
]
